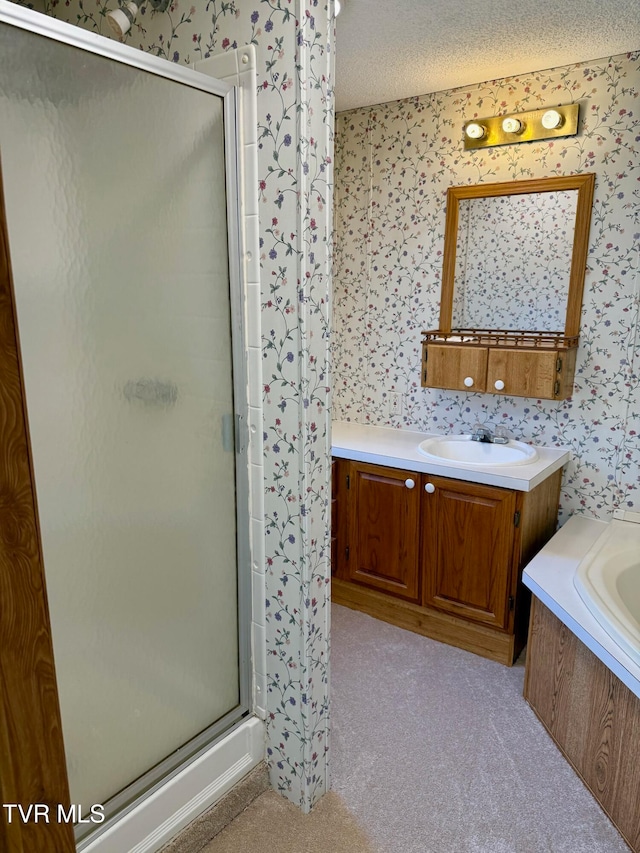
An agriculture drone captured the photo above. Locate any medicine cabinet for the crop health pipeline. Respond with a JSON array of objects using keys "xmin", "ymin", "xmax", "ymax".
[{"xmin": 421, "ymin": 173, "xmax": 595, "ymax": 399}]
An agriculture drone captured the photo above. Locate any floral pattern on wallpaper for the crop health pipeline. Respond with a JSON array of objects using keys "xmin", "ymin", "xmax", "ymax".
[
  {"xmin": 11, "ymin": 0, "xmax": 334, "ymax": 811},
  {"xmin": 333, "ymin": 51, "xmax": 640, "ymax": 518},
  {"xmin": 257, "ymin": 4, "xmax": 333, "ymax": 811},
  {"xmin": 452, "ymin": 191, "xmax": 577, "ymax": 332}
]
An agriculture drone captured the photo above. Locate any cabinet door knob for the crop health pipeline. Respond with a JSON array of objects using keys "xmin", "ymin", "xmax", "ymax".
[
  {"xmin": 494, "ymin": 379, "xmax": 505, "ymax": 390},
  {"xmin": 463, "ymin": 376, "xmax": 474, "ymax": 387},
  {"xmin": 424, "ymin": 482, "xmax": 435, "ymax": 493},
  {"xmin": 404, "ymin": 478, "xmax": 415, "ymax": 489}
]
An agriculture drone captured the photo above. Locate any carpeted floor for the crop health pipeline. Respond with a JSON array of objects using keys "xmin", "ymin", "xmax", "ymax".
[
  {"xmin": 201, "ymin": 604, "xmax": 630, "ymax": 853},
  {"xmin": 199, "ymin": 789, "xmax": 377, "ymax": 853}
]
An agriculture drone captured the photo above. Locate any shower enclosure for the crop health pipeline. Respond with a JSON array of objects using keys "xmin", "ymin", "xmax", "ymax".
[{"xmin": 0, "ymin": 5, "xmax": 250, "ymax": 847}]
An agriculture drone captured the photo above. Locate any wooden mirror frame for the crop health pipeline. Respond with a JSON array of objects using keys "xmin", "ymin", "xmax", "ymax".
[{"xmin": 438, "ymin": 173, "xmax": 595, "ymax": 338}]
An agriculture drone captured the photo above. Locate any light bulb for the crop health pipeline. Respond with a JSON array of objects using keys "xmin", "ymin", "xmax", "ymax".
[
  {"xmin": 502, "ymin": 117, "xmax": 523, "ymax": 134},
  {"xmin": 542, "ymin": 109, "xmax": 563, "ymax": 130},
  {"xmin": 465, "ymin": 122, "xmax": 486, "ymax": 140},
  {"xmin": 335, "ymin": 0, "xmax": 341, "ymax": 14},
  {"xmin": 106, "ymin": 1, "xmax": 139, "ymax": 38}
]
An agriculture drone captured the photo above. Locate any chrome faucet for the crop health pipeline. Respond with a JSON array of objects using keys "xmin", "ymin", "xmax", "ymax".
[
  {"xmin": 470, "ymin": 424, "xmax": 510, "ymax": 444},
  {"xmin": 471, "ymin": 425, "xmax": 493, "ymax": 443}
]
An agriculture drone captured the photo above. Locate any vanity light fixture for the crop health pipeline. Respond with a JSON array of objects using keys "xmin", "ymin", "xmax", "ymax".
[{"xmin": 463, "ymin": 103, "xmax": 579, "ymax": 150}]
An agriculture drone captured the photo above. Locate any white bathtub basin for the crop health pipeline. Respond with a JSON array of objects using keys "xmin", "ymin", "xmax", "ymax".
[
  {"xmin": 417, "ymin": 435, "xmax": 538, "ymax": 467},
  {"xmin": 574, "ymin": 517, "xmax": 640, "ymax": 667}
]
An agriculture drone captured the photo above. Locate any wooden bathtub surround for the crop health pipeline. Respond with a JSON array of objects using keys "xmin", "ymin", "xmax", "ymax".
[
  {"xmin": 331, "ymin": 457, "xmax": 563, "ymax": 666},
  {"xmin": 0, "ymin": 164, "xmax": 75, "ymax": 852},
  {"xmin": 524, "ymin": 598, "xmax": 640, "ymax": 852}
]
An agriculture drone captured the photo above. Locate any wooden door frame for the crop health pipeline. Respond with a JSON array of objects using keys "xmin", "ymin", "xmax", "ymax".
[{"xmin": 0, "ymin": 160, "xmax": 75, "ymax": 851}]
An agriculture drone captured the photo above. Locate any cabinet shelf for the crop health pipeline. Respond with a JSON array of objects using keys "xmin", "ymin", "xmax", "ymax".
[
  {"xmin": 421, "ymin": 329, "xmax": 579, "ymax": 349},
  {"xmin": 421, "ymin": 329, "xmax": 578, "ymax": 399}
]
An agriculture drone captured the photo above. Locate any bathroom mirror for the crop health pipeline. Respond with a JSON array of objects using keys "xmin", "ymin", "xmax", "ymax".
[{"xmin": 438, "ymin": 174, "xmax": 595, "ymax": 338}]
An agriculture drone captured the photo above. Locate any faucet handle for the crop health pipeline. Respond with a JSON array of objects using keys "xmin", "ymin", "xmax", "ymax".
[
  {"xmin": 493, "ymin": 425, "xmax": 509, "ymax": 444},
  {"xmin": 470, "ymin": 422, "xmax": 492, "ymax": 442}
]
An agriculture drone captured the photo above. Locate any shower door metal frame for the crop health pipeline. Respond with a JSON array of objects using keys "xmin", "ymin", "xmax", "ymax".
[{"xmin": 0, "ymin": 2, "xmax": 253, "ymax": 848}]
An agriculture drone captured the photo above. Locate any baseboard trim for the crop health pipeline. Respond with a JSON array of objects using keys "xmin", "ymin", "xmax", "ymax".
[
  {"xmin": 81, "ymin": 716, "xmax": 265, "ymax": 853},
  {"xmin": 160, "ymin": 763, "xmax": 270, "ymax": 853},
  {"xmin": 333, "ymin": 578, "xmax": 516, "ymax": 665}
]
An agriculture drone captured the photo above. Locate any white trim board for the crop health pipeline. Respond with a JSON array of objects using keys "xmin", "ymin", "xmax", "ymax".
[
  {"xmin": 81, "ymin": 717, "xmax": 265, "ymax": 853},
  {"xmin": 195, "ymin": 48, "xmax": 267, "ymax": 721}
]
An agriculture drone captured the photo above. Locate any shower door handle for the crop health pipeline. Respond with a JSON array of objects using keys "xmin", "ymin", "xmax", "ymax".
[
  {"xmin": 222, "ymin": 412, "xmax": 246, "ymax": 454},
  {"xmin": 235, "ymin": 413, "xmax": 246, "ymax": 455}
]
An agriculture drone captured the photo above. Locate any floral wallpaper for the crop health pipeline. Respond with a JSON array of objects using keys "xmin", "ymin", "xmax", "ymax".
[
  {"xmin": 10, "ymin": 0, "xmax": 334, "ymax": 813},
  {"xmin": 333, "ymin": 50, "xmax": 640, "ymax": 519},
  {"xmin": 452, "ymin": 190, "xmax": 577, "ymax": 332}
]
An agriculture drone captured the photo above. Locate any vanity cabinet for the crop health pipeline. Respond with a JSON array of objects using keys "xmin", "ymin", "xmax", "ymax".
[
  {"xmin": 332, "ymin": 457, "xmax": 563, "ymax": 665},
  {"xmin": 421, "ymin": 337, "xmax": 578, "ymax": 400}
]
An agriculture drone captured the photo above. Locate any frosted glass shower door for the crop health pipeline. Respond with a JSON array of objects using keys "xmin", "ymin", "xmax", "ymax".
[{"xmin": 0, "ymin": 20, "xmax": 247, "ymax": 814}]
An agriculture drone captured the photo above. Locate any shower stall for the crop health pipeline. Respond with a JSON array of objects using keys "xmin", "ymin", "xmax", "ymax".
[{"xmin": 0, "ymin": 4, "xmax": 253, "ymax": 849}]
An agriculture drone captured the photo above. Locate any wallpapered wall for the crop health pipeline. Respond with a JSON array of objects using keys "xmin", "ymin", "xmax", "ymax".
[
  {"xmin": 333, "ymin": 50, "xmax": 640, "ymax": 519},
  {"xmin": 13, "ymin": 0, "xmax": 334, "ymax": 811}
]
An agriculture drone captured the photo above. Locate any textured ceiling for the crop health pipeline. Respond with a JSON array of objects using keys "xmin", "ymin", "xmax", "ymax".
[{"xmin": 335, "ymin": 0, "xmax": 640, "ymax": 112}]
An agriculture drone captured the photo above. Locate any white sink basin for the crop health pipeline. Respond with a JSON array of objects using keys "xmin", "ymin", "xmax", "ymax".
[{"xmin": 417, "ymin": 435, "xmax": 538, "ymax": 467}]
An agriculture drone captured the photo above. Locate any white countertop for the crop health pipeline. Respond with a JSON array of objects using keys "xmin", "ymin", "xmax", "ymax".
[
  {"xmin": 331, "ymin": 421, "xmax": 570, "ymax": 492},
  {"xmin": 523, "ymin": 515, "xmax": 640, "ymax": 699}
]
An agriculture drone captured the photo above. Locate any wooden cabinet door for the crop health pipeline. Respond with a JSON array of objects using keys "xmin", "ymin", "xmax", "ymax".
[
  {"xmin": 422, "ymin": 476, "xmax": 516, "ymax": 628},
  {"xmin": 331, "ymin": 457, "xmax": 350, "ymax": 579},
  {"xmin": 424, "ymin": 343, "xmax": 487, "ymax": 392},
  {"xmin": 487, "ymin": 348, "xmax": 559, "ymax": 398},
  {"xmin": 331, "ymin": 459, "xmax": 339, "ymax": 575},
  {"xmin": 348, "ymin": 461, "xmax": 421, "ymax": 602}
]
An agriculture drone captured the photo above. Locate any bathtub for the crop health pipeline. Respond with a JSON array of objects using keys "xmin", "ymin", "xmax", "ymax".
[
  {"xmin": 573, "ymin": 513, "xmax": 640, "ymax": 668},
  {"xmin": 523, "ymin": 512, "xmax": 640, "ymax": 701},
  {"xmin": 524, "ymin": 514, "xmax": 640, "ymax": 851}
]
